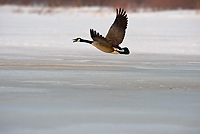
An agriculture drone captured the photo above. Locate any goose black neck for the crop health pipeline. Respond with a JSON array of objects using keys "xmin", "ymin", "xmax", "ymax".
[{"xmin": 81, "ymin": 38, "xmax": 93, "ymax": 44}]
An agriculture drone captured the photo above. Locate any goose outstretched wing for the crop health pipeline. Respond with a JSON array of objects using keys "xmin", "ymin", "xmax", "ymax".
[
  {"xmin": 106, "ymin": 8, "xmax": 128, "ymax": 46},
  {"xmin": 90, "ymin": 29, "xmax": 111, "ymax": 46}
]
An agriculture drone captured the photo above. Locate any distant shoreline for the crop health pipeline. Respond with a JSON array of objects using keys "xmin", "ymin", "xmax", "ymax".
[{"xmin": 0, "ymin": 0, "xmax": 200, "ymax": 12}]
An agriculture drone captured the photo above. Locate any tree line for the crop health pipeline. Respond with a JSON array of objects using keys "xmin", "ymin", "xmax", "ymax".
[{"xmin": 0, "ymin": 0, "xmax": 199, "ymax": 11}]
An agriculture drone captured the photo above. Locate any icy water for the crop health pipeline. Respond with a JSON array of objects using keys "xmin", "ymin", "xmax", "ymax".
[
  {"xmin": 0, "ymin": 6, "xmax": 200, "ymax": 134},
  {"xmin": 1, "ymin": 54, "xmax": 200, "ymax": 134}
]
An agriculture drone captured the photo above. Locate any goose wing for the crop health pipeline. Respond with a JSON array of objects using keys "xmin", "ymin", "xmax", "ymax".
[
  {"xmin": 106, "ymin": 8, "xmax": 128, "ymax": 46},
  {"xmin": 90, "ymin": 29, "xmax": 112, "ymax": 46}
]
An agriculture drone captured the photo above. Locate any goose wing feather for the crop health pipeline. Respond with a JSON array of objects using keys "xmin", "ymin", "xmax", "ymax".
[
  {"xmin": 106, "ymin": 8, "xmax": 128, "ymax": 46},
  {"xmin": 90, "ymin": 29, "xmax": 112, "ymax": 47}
]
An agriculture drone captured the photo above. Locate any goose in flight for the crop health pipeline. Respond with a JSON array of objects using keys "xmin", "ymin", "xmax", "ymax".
[{"xmin": 73, "ymin": 8, "xmax": 130, "ymax": 55}]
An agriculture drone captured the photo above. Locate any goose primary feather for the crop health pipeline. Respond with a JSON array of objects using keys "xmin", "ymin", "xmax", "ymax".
[{"xmin": 73, "ymin": 8, "xmax": 130, "ymax": 55}]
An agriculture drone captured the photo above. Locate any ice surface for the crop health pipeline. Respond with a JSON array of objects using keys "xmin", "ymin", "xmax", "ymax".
[{"xmin": 0, "ymin": 6, "xmax": 200, "ymax": 134}]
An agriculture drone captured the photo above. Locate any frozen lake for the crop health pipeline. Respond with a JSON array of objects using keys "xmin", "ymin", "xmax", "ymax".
[{"xmin": 0, "ymin": 6, "xmax": 200, "ymax": 134}]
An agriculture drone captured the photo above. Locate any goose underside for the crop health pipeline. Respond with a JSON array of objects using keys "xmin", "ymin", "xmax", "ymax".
[{"xmin": 91, "ymin": 41, "xmax": 114, "ymax": 53}]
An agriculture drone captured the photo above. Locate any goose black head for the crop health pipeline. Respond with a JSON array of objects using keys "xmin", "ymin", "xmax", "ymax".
[{"xmin": 73, "ymin": 38, "xmax": 81, "ymax": 43}]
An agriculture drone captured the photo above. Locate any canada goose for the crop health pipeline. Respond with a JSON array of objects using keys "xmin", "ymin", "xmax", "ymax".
[{"xmin": 73, "ymin": 8, "xmax": 130, "ymax": 55}]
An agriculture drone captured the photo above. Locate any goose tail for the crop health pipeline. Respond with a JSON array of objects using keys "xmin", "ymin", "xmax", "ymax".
[{"xmin": 120, "ymin": 47, "xmax": 130, "ymax": 55}]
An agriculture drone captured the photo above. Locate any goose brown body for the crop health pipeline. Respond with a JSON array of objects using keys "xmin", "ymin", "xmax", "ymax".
[{"xmin": 73, "ymin": 8, "xmax": 130, "ymax": 55}]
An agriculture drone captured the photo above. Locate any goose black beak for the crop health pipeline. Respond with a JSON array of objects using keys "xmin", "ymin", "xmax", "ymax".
[{"xmin": 73, "ymin": 39, "xmax": 76, "ymax": 43}]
